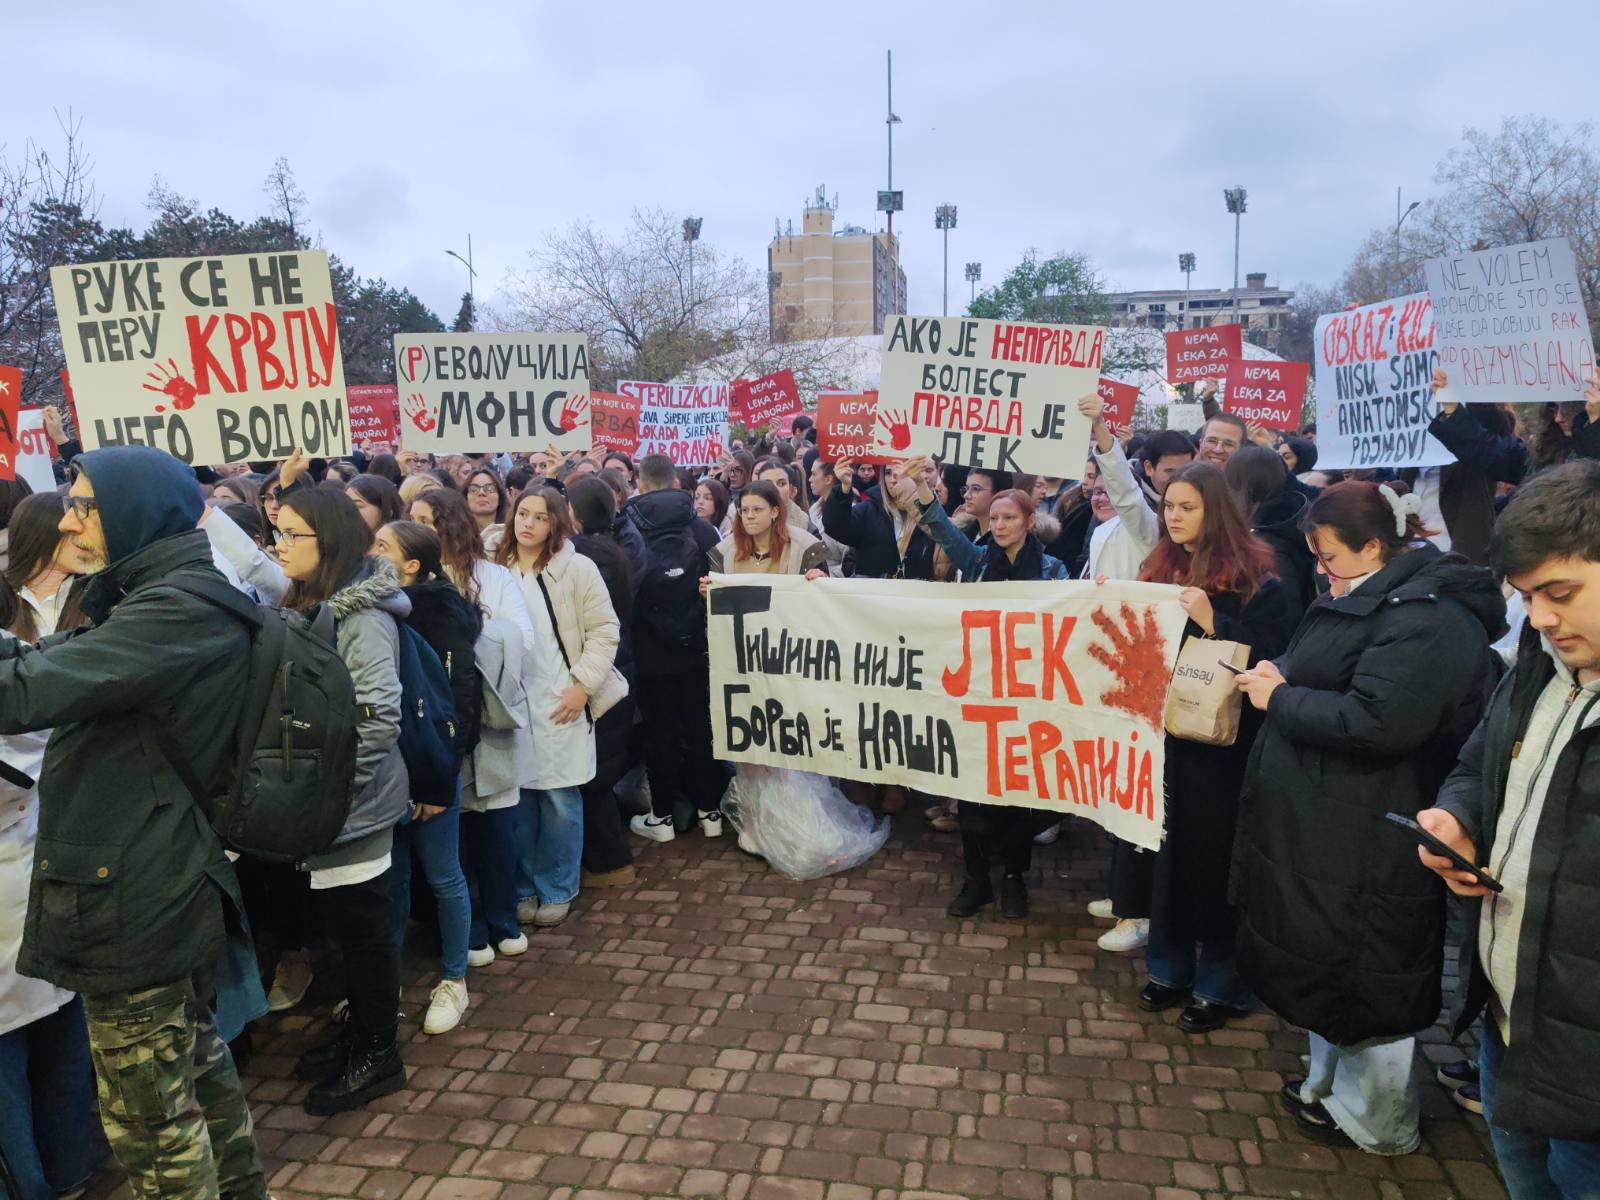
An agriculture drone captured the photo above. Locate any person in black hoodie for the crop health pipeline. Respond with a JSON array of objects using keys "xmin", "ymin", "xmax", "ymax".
[
  {"xmin": 371, "ymin": 520, "xmax": 482, "ymax": 1038},
  {"xmin": 1226, "ymin": 446, "xmax": 1318, "ymax": 619},
  {"xmin": 621, "ymin": 455, "xmax": 724, "ymax": 842},
  {"xmin": 1232, "ymin": 480, "xmax": 1504, "ymax": 1154},
  {"xmin": 819, "ymin": 459, "xmax": 935, "ymax": 581}
]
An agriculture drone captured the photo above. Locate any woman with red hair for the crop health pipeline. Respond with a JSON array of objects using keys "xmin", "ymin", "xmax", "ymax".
[{"xmin": 1134, "ymin": 462, "xmax": 1298, "ymax": 1034}]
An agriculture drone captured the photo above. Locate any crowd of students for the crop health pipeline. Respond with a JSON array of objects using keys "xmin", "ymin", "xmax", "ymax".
[{"xmin": 0, "ymin": 370, "xmax": 1596, "ymax": 1199}]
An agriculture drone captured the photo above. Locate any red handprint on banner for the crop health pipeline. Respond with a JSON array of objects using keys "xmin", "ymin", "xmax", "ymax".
[
  {"xmin": 143, "ymin": 359, "xmax": 198, "ymax": 412},
  {"xmin": 558, "ymin": 392, "xmax": 589, "ymax": 433},
  {"xmin": 876, "ymin": 408, "xmax": 912, "ymax": 451},
  {"xmin": 1087, "ymin": 602, "xmax": 1170, "ymax": 729},
  {"xmin": 404, "ymin": 392, "xmax": 437, "ymax": 433}
]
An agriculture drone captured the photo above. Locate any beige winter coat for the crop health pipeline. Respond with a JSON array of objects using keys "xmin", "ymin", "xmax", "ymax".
[{"xmin": 512, "ymin": 541, "xmax": 621, "ymax": 696}]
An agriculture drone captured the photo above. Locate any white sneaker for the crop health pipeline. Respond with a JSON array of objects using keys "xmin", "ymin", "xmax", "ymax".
[
  {"xmin": 266, "ymin": 950, "xmax": 314, "ymax": 1013},
  {"xmin": 1087, "ymin": 899, "xmax": 1115, "ymax": 920},
  {"xmin": 497, "ymin": 933, "xmax": 529, "ymax": 958},
  {"xmin": 1033, "ymin": 822, "xmax": 1061, "ymax": 845},
  {"xmin": 534, "ymin": 902, "xmax": 570, "ymax": 927},
  {"xmin": 699, "ymin": 810, "xmax": 723, "ymax": 838},
  {"xmin": 631, "ymin": 814, "xmax": 676, "ymax": 842},
  {"xmin": 467, "ymin": 945, "xmax": 495, "ymax": 968},
  {"xmin": 1098, "ymin": 918, "xmax": 1149, "ymax": 953},
  {"xmin": 423, "ymin": 979, "xmax": 468, "ymax": 1035},
  {"xmin": 516, "ymin": 897, "xmax": 540, "ymax": 925}
]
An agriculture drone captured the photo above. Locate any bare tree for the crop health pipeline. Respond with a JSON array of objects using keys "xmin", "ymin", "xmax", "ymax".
[
  {"xmin": 262, "ymin": 157, "xmax": 310, "ymax": 246},
  {"xmin": 493, "ymin": 208, "xmax": 856, "ymax": 396}
]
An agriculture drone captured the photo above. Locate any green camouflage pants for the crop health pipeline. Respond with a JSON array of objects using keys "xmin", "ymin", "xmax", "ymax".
[{"xmin": 82, "ymin": 971, "xmax": 267, "ymax": 1200}]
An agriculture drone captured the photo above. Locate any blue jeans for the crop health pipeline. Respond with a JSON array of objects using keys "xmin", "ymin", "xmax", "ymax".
[
  {"xmin": 1300, "ymin": 1032, "xmax": 1419, "ymax": 1156},
  {"xmin": 392, "ymin": 805, "xmax": 471, "ymax": 980},
  {"xmin": 1481, "ymin": 1018, "xmax": 1600, "ymax": 1199},
  {"xmin": 460, "ymin": 806, "xmax": 520, "ymax": 948},
  {"xmin": 516, "ymin": 787, "xmax": 583, "ymax": 906},
  {"xmin": 1145, "ymin": 915, "xmax": 1251, "ymax": 1009},
  {"xmin": 0, "ymin": 998, "xmax": 94, "ymax": 1200}
]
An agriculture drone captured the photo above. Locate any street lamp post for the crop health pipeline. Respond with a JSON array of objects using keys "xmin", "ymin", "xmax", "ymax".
[
  {"xmin": 1179, "ymin": 252, "xmax": 1196, "ymax": 328},
  {"xmin": 682, "ymin": 216, "xmax": 703, "ymax": 332},
  {"xmin": 1223, "ymin": 188, "xmax": 1247, "ymax": 329},
  {"xmin": 964, "ymin": 261, "xmax": 981, "ymax": 306},
  {"xmin": 445, "ymin": 234, "xmax": 477, "ymax": 328},
  {"xmin": 1394, "ymin": 188, "xmax": 1421, "ymax": 279},
  {"xmin": 935, "ymin": 205, "xmax": 958, "ymax": 317}
]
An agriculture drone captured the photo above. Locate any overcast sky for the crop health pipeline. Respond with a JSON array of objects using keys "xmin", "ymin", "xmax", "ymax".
[{"xmin": 11, "ymin": 1, "xmax": 1600, "ymax": 326}]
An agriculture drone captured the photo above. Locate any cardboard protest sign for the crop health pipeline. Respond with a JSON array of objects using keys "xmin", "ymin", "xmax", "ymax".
[
  {"xmin": 14, "ymin": 409, "xmax": 58, "ymax": 493},
  {"xmin": 1223, "ymin": 359, "xmax": 1309, "ymax": 430},
  {"xmin": 707, "ymin": 574, "xmax": 1188, "ymax": 850},
  {"xmin": 50, "ymin": 251, "xmax": 348, "ymax": 465},
  {"xmin": 815, "ymin": 391, "xmax": 893, "ymax": 464},
  {"xmin": 0, "ymin": 367, "xmax": 20, "ymax": 481},
  {"xmin": 620, "ymin": 380, "xmax": 729, "ymax": 467},
  {"xmin": 876, "ymin": 316, "xmax": 1102, "ymax": 475},
  {"xmin": 1424, "ymin": 238, "xmax": 1596, "ymax": 404},
  {"xmin": 1096, "ymin": 377, "xmax": 1139, "ymax": 427},
  {"xmin": 345, "ymin": 384, "xmax": 399, "ymax": 448},
  {"xmin": 394, "ymin": 333, "xmax": 590, "ymax": 454},
  {"xmin": 1313, "ymin": 294, "xmax": 1453, "ymax": 471},
  {"xmin": 590, "ymin": 391, "xmax": 642, "ymax": 455},
  {"xmin": 1166, "ymin": 324, "xmax": 1242, "ymax": 384},
  {"xmin": 59, "ymin": 369, "xmax": 82, "ymax": 438},
  {"xmin": 1163, "ymin": 403, "xmax": 1205, "ymax": 433},
  {"xmin": 732, "ymin": 369, "xmax": 802, "ymax": 428}
]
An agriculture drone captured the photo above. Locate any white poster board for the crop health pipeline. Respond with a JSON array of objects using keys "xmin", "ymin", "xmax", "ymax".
[{"xmin": 619, "ymin": 380, "xmax": 729, "ymax": 467}]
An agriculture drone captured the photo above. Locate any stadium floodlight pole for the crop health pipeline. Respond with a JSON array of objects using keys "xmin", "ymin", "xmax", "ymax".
[
  {"xmin": 965, "ymin": 261, "xmax": 981, "ymax": 305},
  {"xmin": 1223, "ymin": 188, "xmax": 1247, "ymax": 328},
  {"xmin": 1394, "ymin": 187, "xmax": 1420, "ymax": 277},
  {"xmin": 1179, "ymin": 252, "xmax": 1196, "ymax": 327},
  {"xmin": 445, "ymin": 234, "xmax": 476, "ymax": 322},
  {"xmin": 935, "ymin": 204, "xmax": 958, "ymax": 316},
  {"xmin": 683, "ymin": 217, "xmax": 703, "ymax": 332}
]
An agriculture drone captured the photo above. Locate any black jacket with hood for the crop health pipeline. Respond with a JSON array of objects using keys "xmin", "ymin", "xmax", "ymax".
[
  {"xmin": 621, "ymin": 488, "xmax": 718, "ymax": 678},
  {"xmin": 403, "ymin": 576, "xmax": 484, "ymax": 805},
  {"xmin": 0, "ymin": 447, "xmax": 252, "ymax": 995},
  {"xmin": 820, "ymin": 483, "xmax": 935, "ymax": 580},
  {"xmin": 1232, "ymin": 545, "xmax": 1506, "ymax": 1045},
  {"xmin": 1249, "ymin": 488, "xmax": 1318, "ymax": 620}
]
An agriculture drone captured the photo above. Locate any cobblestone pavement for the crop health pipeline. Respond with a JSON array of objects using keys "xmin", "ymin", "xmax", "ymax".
[{"xmin": 91, "ymin": 820, "xmax": 1507, "ymax": 1200}]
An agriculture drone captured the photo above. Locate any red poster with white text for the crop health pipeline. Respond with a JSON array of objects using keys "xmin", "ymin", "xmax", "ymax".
[
  {"xmin": 0, "ymin": 366, "xmax": 20, "ymax": 482},
  {"xmin": 1096, "ymin": 377, "xmax": 1140, "ymax": 427},
  {"xmin": 1224, "ymin": 359, "xmax": 1309, "ymax": 430},
  {"xmin": 1166, "ymin": 324, "xmax": 1242, "ymax": 384},
  {"xmin": 346, "ymin": 384, "xmax": 400, "ymax": 447},
  {"xmin": 732, "ymin": 369, "xmax": 802, "ymax": 428},
  {"xmin": 816, "ymin": 391, "xmax": 893, "ymax": 464},
  {"xmin": 591, "ymin": 391, "xmax": 643, "ymax": 454}
]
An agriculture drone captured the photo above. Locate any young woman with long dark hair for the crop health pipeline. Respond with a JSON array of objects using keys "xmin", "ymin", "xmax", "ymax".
[
  {"xmin": 1133, "ymin": 462, "xmax": 1297, "ymax": 1034},
  {"xmin": 274, "ymin": 488, "xmax": 411, "ymax": 1114},
  {"xmin": 370, "ymin": 520, "xmax": 482, "ymax": 1037},
  {"xmin": 1232, "ymin": 481, "xmax": 1503, "ymax": 1152},
  {"xmin": 462, "ymin": 466, "xmax": 509, "ymax": 535},
  {"xmin": 347, "ymin": 474, "xmax": 404, "ymax": 534}
]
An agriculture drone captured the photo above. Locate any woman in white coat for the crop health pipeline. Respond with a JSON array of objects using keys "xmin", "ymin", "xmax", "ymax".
[
  {"xmin": 0, "ymin": 496, "xmax": 93, "ymax": 1200},
  {"xmin": 496, "ymin": 487, "xmax": 604, "ymax": 928}
]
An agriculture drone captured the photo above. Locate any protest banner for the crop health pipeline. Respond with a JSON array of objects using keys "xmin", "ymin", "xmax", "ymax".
[
  {"xmin": 59, "ymin": 369, "xmax": 82, "ymax": 437},
  {"xmin": 815, "ymin": 390, "xmax": 893, "ymax": 464},
  {"xmin": 707, "ymin": 574, "xmax": 1188, "ymax": 850},
  {"xmin": 393, "ymin": 332, "xmax": 590, "ymax": 454},
  {"xmin": 50, "ymin": 250, "xmax": 348, "ymax": 465},
  {"xmin": 14, "ymin": 409, "xmax": 57, "ymax": 493},
  {"xmin": 1166, "ymin": 324, "xmax": 1242, "ymax": 384},
  {"xmin": 591, "ymin": 390, "xmax": 642, "ymax": 454},
  {"xmin": 346, "ymin": 384, "xmax": 399, "ymax": 447},
  {"xmin": 1313, "ymin": 293, "xmax": 1454, "ymax": 470},
  {"xmin": 732, "ymin": 369, "xmax": 802, "ymax": 428},
  {"xmin": 875, "ymin": 315, "xmax": 1102, "ymax": 475},
  {"xmin": 1096, "ymin": 377, "xmax": 1139, "ymax": 427},
  {"xmin": 1223, "ymin": 359, "xmax": 1309, "ymax": 430},
  {"xmin": 0, "ymin": 366, "xmax": 19, "ymax": 481},
  {"xmin": 1164, "ymin": 403, "xmax": 1205, "ymax": 434},
  {"xmin": 620, "ymin": 380, "xmax": 729, "ymax": 467},
  {"xmin": 1424, "ymin": 237, "xmax": 1596, "ymax": 404}
]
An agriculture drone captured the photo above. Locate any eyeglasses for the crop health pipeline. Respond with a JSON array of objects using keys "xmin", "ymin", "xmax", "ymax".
[
  {"xmin": 67, "ymin": 495, "xmax": 98, "ymax": 520},
  {"xmin": 263, "ymin": 491, "xmax": 281, "ymax": 505},
  {"xmin": 961, "ymin": 485, "xmax": 990, "ymax": 497},
  {"xmin": 1200, "ymin": 436, "xmax": 1240, "ymax": 450},
  {"xmin": 467, "ymin": 484, "xmax": 499, "ymax": 496},
  {"xmin": 276, "ymin": 528, "xmax": 314, "ymax": 547}
]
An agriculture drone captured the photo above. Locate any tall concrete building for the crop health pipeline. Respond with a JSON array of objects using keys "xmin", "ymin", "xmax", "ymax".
[
  {"xmin": 768, "ymin": 187, "xmax": 907, "ymax": 340},
  {"xmin": 1103, "ymin": 273, "xmax": 1294, "ymax": 350}
]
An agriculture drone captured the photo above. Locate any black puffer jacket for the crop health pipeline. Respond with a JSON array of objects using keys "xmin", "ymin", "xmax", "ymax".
[
  {"xmin": 1250, "ymin": 488, "xmax": 1318, "ymax": 619},
  {"xmin": 1233, "ymin": 545, "xmax": 1505, "ymax": 1045},
  {"xmin": 1438, "ymin": 627, "xmax": 1600, "ymax": 1139},
  {"xmin": 820, "ymin": 484, "xmax": 935, "ymax": 580}
]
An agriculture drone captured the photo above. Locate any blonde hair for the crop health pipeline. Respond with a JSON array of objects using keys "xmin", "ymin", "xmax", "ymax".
[{"xmin": 399, "ymin": 474, "xmax": 443, "ymax": 507}]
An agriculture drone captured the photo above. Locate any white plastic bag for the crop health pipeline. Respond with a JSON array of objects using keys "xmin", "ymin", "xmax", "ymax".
[{"xmin": 722, "ymin": 764, "xmax": 890, "ymax": 881}]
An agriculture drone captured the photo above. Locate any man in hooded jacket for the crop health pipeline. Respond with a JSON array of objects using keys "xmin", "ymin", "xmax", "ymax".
[{"xmin": 0, "ymin": 447, "xmax": 267, "ymax": 1199}]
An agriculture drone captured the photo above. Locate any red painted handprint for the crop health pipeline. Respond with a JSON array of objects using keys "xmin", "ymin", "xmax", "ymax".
[
  {"xmin": 558, "ymin": 392, "xmax": 589, "ymax": 433},
  {"xmin": 143, "ymin": 359, "xmax": 198, "ymax": 412},
  {"xmin": 1087, "ymin": 602, "xmax": 1170, "ymax": 729},
  {"xmin": 876, "ymin": 408, "xmax": 911, "ymax": 451},
  {"xmin": 404, "ymin": 392, "xmax": 437, "ymax": 433}
]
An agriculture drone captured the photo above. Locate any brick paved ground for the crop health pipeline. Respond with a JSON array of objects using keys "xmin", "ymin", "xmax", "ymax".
[{"xmin": 90, "ymin": 819, "xmax": 1507, "ymax": 1200}]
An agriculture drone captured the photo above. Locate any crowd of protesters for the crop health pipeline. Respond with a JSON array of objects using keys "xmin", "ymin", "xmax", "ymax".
[{"xmin": 0, "ymin": 370, "xmax": 1596, "ymax": 1200}]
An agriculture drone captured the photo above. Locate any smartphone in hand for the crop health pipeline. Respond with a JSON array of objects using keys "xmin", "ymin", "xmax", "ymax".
[{"xmin": 1385, "ymin": 812, "xmax": 1503, "ymax": 893}]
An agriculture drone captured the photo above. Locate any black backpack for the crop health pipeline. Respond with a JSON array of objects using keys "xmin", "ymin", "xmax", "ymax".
[
  {"xmin": 631, "ymin": 523, "xmax": 708, "ymax": 668},
  {"xmin": 392, "ymin": 619, "xmax": 461, "ymax": 801},
  {"xmin": 148, "ymin": 576, "xmax": 359, "ymax": 863}
]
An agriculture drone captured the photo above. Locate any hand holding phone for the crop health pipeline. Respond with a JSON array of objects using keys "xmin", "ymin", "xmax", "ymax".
[
  {"xmin": 1216, "ymin": 659, "xmax": 1243, "ymax": 675},
  {"xmin": 1386, "ymin": 812, "xmax": 1502, "ymax": 893}
]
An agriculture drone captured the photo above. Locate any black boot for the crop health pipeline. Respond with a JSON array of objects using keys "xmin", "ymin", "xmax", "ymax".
[
  {"xmin": 303, "ymin": 1038, "xmax": 406, "ymax": 1115},
  {"xmin": 946, "ymin": 873, "xmax": 995, "ymax": 918},
  {"xmin": 295, "ymin": 1024, "xmax": 354, "ymax": 1082},
  {"xmin": 1000, "ymin": 873, "xmax": 1029, "ymax": 918}
]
